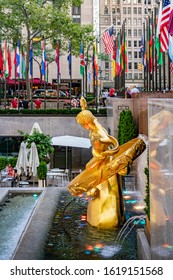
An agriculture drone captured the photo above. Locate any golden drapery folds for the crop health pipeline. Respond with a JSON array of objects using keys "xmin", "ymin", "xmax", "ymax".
[{"xmin": 67, "ymin": 97, "xmax": 146, "ymax": 228}]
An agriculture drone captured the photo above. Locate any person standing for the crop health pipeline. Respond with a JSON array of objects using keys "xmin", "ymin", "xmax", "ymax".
[
  {"xmin": 22, "ymin": 97, "xmax": 29, "ymax": 109},
  {"xmin": 10, "ymin": 97, "xmax": 18, "ymax": 109},
  {"xmin": 34, "ymin": 98, "xmax": 42, "ymax": 109}
]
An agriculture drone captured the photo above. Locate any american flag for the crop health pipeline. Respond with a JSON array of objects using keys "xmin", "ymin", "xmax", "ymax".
[
  {"xmin": 160, "ymin": 0, "xmax": 171, "ymax": 52},
  {"xmin": 102, "ymin": 26, "xmax": 114, "ymax": 54}
]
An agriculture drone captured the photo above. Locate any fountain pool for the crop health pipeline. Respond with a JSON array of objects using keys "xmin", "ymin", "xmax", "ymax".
[
  {"xmin": 44, "ymin": 190, "xmax": 146, "ymax": 260},
  {"xmin": 0, "ymin": 192, "xmax": 40, "ymax": 260}
]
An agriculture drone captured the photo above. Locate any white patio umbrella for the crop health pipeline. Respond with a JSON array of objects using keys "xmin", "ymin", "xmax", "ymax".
[
  {"xmin": 51, "ymin": 135, "xmax": 91, "ymax": 169},
  {"xmin": 51, "ymin": 135, "xmax": 91, "ymax": 148},
  {"xmin": 29, "ymin": 122, "xmax": 43, "ymax": 135},
  {"xmin": 28, "ymin": 142, "xmax": 40, "ymax": 177},
  {"xmin": 16, "ymin": 141, "xmax": 28, "ymax": 176}
]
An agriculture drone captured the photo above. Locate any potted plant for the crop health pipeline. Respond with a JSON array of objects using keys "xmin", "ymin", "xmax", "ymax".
[{"xmin": 37, "ymin": 161, "xmax": 48, "ymax": 187}]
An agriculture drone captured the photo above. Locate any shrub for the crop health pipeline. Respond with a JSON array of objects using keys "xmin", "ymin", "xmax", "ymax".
[
  {"xmin": 37, "ymin": 161, "xmax": 48, "ymax": 180},
  {"xmin": 118, "ymin": 109, "xmax": 137, "ymax": 145}
]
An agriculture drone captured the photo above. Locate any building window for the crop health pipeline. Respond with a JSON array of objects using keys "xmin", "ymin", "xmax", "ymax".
[
  {"xmin": 72, "ymin": 6, "xmax": 81, "ymax": 15},
  {"xmin": 138, "ymin": 7, "xmax": 142, "ymax": 14},
  {"xmin": 139, "ymin": 73, "xmax": 143, "ymax": 79},
  {"xmin": 133, "ymin": 7, "xmax": 137, "ymax": 14},
  {"xmin": 139, "ymin": 52, "xmax": 142, "ymax": 58},
  {"xmin": 134, "ymin": 29, "xmax": 137, "ymax": 36},
  {"xmin": 127, "ymin": 7, "xmax": 131, "ymax": 14},
  {"xmin": 128, "ymin": 62, "xmax": 132, "ymax": 70},
  {"xmin": 112, "ymin": 8, "xmax": 116, "ymax": 14},
  {"xmin": 134, "ymin": 73, "xmax": 138, "ymax": 79},
  {"xmin": 128, "ymin": 41, "xmax": 131, "ymax": 47},
  {"xmin": 128, "ymin": 51, "xmax": 132, "ymax": 58},
  {"xmin": 138, "ymin": 0, "xmax": 142, "ymax": 3},
  {"xmin": 105, "ymin": 62, "xmax": 109, "ymax": 69},
  {"xmin": 127, "ymin": 18, "xmax": 131, "ymax": 25},
  {"xmin": 72, "ymin": 16, "xmax": 81, "ymax": 24},
  {"xmin": 128, "ymin": 73, "xmax": 132, "ymax": 79},
  {"xmin": 105, "ymin": 73, "xmax": 109, "ymax": 80},
  {"xmin": 134, "ymin": 41, "xmax": 138, "ymax": 47},
  {"xmin": 134, "ymin": 18, "xmax": 137, "ymax": 25},
  {"xmin": 134, "ymin": 63, "xmax": 138, "ymax": 70},
  {"xmin": 138, "ymin": 18, "xmax": 142, "ymax": 25},
  {"xmin": 104, "ymin": 6, "xmax": 108, "ymax": 15},
  {"xmin": 117, "ymin": 7, "xmax": 120, "ymax": 13},
  {"xmin": 123, "ymin": 7, "xmax": 126, "ymax": 14},
  {"xmin": 134, "ymin": 51, "xmax": 138, "ymax": 58},
  {"xmin": 138, "ymin": 29, "xmax": 142, "ymax": 37},
  {"xmin": 128, "ymin": 29, "xmax": 132, "ymax": 36}
]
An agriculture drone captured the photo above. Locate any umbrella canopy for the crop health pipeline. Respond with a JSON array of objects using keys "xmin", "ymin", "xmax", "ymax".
[
  {"xmin": 16, "ymin": 142, "xmax": 28, "ymax": 175},
  {"xmin": 28, "ymin": 142, "xmax": 40, "ymax": 177},
  {"xmin": 29, "ymin": 122, "xmax": 43, "ymax": 135},
  {"xmin": 51, "ymin": 135, "xmax": 91, "ymax": 149}
]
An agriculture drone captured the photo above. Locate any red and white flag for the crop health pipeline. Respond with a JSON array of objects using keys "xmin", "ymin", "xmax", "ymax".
[{"xmin": 170, "ymin": 61, "xmax": 173, "ymax": 74}]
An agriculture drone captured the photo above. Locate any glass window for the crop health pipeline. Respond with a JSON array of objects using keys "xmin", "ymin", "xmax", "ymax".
[
  {"xmin": 105, "ymin": 62, "xmax": 109, "ymax": 69},
  {"xmin": 128, "ymin": 41, "xmax": 131, "ymax": 47},
  {"xmin": 112, "ymin": 8, "xmax": 116, "ymax": 14},
  {"xmin": 138, "ymin": 18, "xmax": 142, "ymax": 25},
  {"xmin": 127, "ymin": 7, "xmax": 131, "ymax": 14},
  {"xmin": 123, "ymin": 7, "xmax": 126, "ymax": 14},
  {"xmin": 128, "ymin": 29, "xmax": 132, "ymax": 36},
  {"xmin": 134, "ymin": 73, "xmax": 138, "ymax": 79},
  {"xmin": 138, "ymin": 7, "xmax": 142, "ymax": 14},
  {"xmin": 104, "ymin": 6, "xmax": 108, "ymax": 15},
  {"xmin": 134, "ymin": 29, "xmax": 137, "ymax": 36},
  {"xmin": 134, "ymin": 51, "xmax": 138, "ymax": 58},
  {"xmin": 127, "ymin": 18, "xmax": 131, "ymax": 25},
  {"xmin": 139, "ymin": 73, "xmax": 143, "ymax": 79},
  {"xmin": 128, "ymin": 62, "xmax": 132, "ymax": 70},
  {"xmin": 138, "ymin": 29, "xmax": 142, "ymax": 37},
  {"xmin": 134, "ymin": 41, "xmax": 137, "ymax": 47},
  {"xmin": 139, "ymin": 52, "xmax": 142, "ymax": 58},
  {"xmin": 72, "ymin": 6, "xmax": 81, "ymax": 15},
  {"xmin": 72, "ymin": 16, "xmax": 81, "ymax": 24},
  {"xmin": 134, "ymin": 18, "xmax": 137, "ymax": 25},
  {"xmin": 133, "ymin": 7, "xmax": 137, "ymax": 14},
  {"xmin": 134, "ymin": 63, "xmax": 138, "ymax": 70},
  {"xmin": 128, "ymin": 51, "xmax": 132, "ymax": 58},
  {"xmin": 117, "ymin": 7, "xmax": 120, "ymax": 13},
  {"xmin": 128, "ymin": 73, "xmax": 132, "ymax": 79},
  {"xmin": 138, "ymin": 0, "xmax": 142, "ymax": 3},
  {"xmin": 105, "ymin": 73, "xmax": 109, "ymax": 80}
]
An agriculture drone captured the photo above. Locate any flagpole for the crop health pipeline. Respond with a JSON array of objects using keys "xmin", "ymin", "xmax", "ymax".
[
  {"xmin": 168, "ymin": 54, "xmax": 171, "ymax": 90},
  {"xmin": 151, "ymin": 11, "xmax": 155, "ymax": 91},
  {"xmin": 163, "ymin": 52, "xmax": 166, "ymax": 90},
  {"xmin": 56, "ymin": 40, "xmax": 60, "ymax": 110},
  {"xmin": 154, "ymin": 3, "xmax": 158, "ymax": 91}
]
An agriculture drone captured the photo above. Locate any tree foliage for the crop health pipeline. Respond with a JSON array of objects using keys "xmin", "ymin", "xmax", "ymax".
[
  {"xmin": 118, "ymin": 109, "xmax": 137, "ymax": 145},
  {"xmin": 0, "ymin": 0, "xmax": 94, "ymax": 95}
]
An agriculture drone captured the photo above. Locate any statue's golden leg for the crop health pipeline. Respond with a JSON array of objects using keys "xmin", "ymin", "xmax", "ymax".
[{"xmin": 87, "ymin": 174, "xmax": 124, "ymax": 228}]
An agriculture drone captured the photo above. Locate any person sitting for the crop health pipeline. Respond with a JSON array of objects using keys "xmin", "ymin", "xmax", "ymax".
[
  {"xmin": 71, "ymin": 97, "xmax": 78, "ymax": 107},
  {"xmin": 6, "ymin": 164, "xmax": 15, "ymax": 177},
  {"xmin": 10, "ymin": 97, "xmax": 18, "ymax": 109},
  {"xmin": 109, "ymin": 88, "xmax": 116, "ymax": 97}
]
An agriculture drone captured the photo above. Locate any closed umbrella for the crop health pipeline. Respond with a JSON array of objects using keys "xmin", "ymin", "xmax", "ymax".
[
  {"xmin": 16, "ymin": 142, "xmax": 28, "ymax": 176},
  {"xmin": 28, "ymin": 142, "xmax": 40, "ymax": 177}
]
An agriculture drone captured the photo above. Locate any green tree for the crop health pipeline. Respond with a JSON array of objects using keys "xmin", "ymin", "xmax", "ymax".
[
  {"xmin": 118, "ymin": 109, "xmax": 137, "ymax": 145},
  {"xmin": 0, "ymin": 0, "xmax": 94, "ymax": 97}
]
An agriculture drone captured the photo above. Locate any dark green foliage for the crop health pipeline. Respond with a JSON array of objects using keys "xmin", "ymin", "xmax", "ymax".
[
  {"xmin": 0, "ymin": 157, "xmax": 8, "ymax": 171},
  {"xmin": 144, "ymin": 167, "xmax": 150, "ymax": 220},
  {"xmin": 37, "ymin": 161, "xmax": 48, "ymax": 180},
  {"xmin": 118, "ymin": 109, "xmax": 137, "ymax": 145},
  {"xmin": 8, "ymin": 157, "xmax": 17, "ymax": 168}
]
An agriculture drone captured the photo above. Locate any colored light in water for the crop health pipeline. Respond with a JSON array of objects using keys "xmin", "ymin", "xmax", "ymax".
[
  {"xmin": 133, "ymin": 205, "xmax": 145, "ymax": 210},
  {"xmin": 84, "ymin": 250, "xmax": 91, "ymax": 255},
  {"xmin": 133, "ymin": 220, "xmax": 146, "ymax": 225},
  {"xmin": 33, "ymin": 194, "xmax": 38, "ymax": 197},
  {"xmin": 163, "ymin": 243, "xmax": 173, "ymax": 249},
  {"xmin": 95, "ymin": 243, "xmax": 104, "ymax": 249},
  {"xmin": 64, "ymin": 215, "xmax": 71, "ymax": 219},
  {"xmin": 86, "ymin": 245, "xmax": 94, "ymax": 251},
  {"xmin": 125, "ymin": 199, "xmax": 137, "ymax": 204},
  {"xmin": 80, "ymin": 214, "xmax": 87, "ymax": 221},
  {"xmin": 123, "ymin": 195, "xmax": 131, "ymax": 200}
]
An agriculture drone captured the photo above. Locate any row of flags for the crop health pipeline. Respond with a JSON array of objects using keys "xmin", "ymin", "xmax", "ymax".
[
  {"xmin": 140, "ymin": 0, "xmax": 173, "ymax": 72},
  {"xmin": 101, "ymin": 21, "xmax": 127, "ymax": 78}
]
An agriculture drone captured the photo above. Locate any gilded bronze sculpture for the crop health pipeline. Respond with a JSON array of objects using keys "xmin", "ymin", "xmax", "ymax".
[{"xmin": 67, "ymin": 97, "xmax": 146, "ymax": 228}]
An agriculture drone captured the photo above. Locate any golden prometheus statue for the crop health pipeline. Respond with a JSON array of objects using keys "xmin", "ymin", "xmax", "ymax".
[{"xmin": 67, "ymin": 97, "xmax": 146, "ymax": 229}]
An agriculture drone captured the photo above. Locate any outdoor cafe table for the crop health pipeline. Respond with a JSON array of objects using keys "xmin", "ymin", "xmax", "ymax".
[
  {"xmin": 50, "ymin": 168, "xmax": 64, "ymax": 172},
  {"xmin": 47, "ymin": 171, "xmax": 67, "ymax": 186}
]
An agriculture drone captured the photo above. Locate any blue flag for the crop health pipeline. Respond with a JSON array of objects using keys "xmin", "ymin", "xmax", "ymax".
[
  {"xmin": 41, "ymin": 40, "xmax": 46, "ymax": 76},
  {"xmin": 67, "ymin": 42, "xmax": 71, "ymax": 76},
  {"xmin": 29, "ymin": 43, "xmax": 33, "ymax": 77}
]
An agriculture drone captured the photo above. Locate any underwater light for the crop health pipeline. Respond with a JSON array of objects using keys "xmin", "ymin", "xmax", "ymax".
[
  {"xmin": 123, "ymin": 195, "xmax": 131, "ymax": 200},
  {"xmin": 133, "ymin": 205, "xmax": 145, "ymax": 210},
  {"xmin": 33, "ymin": 194, "xmax": 38, "ymax": 197},
  {"xmin": 133, "ymin": 220, "xmax": 146, "ymax": 225},
  {"xmin": 80, "ymin": 214, "xmax": 87, "ymax": 221},
  {"xmin": 100, "ymin": 245, "xmax": 122, "ymax": 258},
  {"xmin": 125, "ymin": 199, "xmax": 137, "ymax": 204}
]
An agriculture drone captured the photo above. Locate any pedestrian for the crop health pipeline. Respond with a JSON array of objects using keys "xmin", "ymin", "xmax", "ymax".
[
  {"xmin": 10, "ymin": 97, "xmax": 18, "ymax": 109},
  {"xmin": 125, "ymin": 87, "xmax": 131, "ymax": 98},
  {"xmin": 101, "ymin": 89, "xmax": 108, "ymax": 107},
  {"xmin": 130, "ymin": 85, "xmax": 139, "ymax": 97},
  {"xmin": 71, "ymin": 97, "xmax": 78, "ymax": 108},
  {"xmin": 34, "ymin": 98, "xmax": 42, "ymax": 109},
  {"xmin": 109, "ymin": 88, "xmax": 116, "ymax": 97},
  {"xmin": 22, "ymin": 97, "xmax": 29, "ymax": 109},
  {"xmin": 18, "ymin": 98, "xmax": 23, "ymax": 110}
]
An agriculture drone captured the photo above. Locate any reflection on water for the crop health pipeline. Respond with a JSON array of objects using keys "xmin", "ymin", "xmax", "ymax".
[
  {"xmin": 44, "ymin": 191, "xmax": 145, "ymax": 260},
  {"xmin": 0, "ymin": 193, "xmax": 40, "ymax": 260}
]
